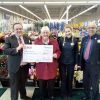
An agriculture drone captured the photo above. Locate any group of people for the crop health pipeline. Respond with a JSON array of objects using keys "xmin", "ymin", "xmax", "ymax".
[{"xmin": 3, "ymin": 22, "xmax": 100, "ymax": 100}]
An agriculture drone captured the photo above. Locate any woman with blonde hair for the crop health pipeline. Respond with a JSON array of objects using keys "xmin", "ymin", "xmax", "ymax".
[{"xmin": 58, "ymin": 25, "xmax": 79, "ymax": 100}]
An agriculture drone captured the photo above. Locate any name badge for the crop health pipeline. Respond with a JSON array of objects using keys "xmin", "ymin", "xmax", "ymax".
[
  {"xmin": 97, "ymin": 39, "xmax": 100, "ymax": 43},
  {"xmin": 71, "ymin": 43, "xmax": 74, "ymax": 46}
]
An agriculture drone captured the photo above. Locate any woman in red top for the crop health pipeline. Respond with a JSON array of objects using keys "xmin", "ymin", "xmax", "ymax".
[{"xmin": 34, "ymin": 26, "xmax": 61, "ymax": 100}]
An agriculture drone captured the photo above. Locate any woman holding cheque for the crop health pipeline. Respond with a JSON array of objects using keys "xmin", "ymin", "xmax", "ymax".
[{"xmin": 33, "ymin": 26, "xmax": 61, "ymax": 100}]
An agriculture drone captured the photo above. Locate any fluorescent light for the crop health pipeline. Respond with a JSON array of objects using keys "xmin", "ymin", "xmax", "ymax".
[
  {"xmin": 1, "ymin": 1, "xmax": 100, "ymax": 5},
  {"xmin": 24, "ymin": 2, "xmax": 44, "ymax": 4},
  {"xmin": 19, "ymin": 5, "xmax": 43, "ymax": 21},
  {"xmin": 46, "ymin": 2, "xmax": 65, "ymax": 4},
  {"xmin": 44, "ymin": 4, "xmax": 51, "ymax": 20},
  {"xmin": 60, "ymin": 5, "xmax": 72, "ymax": 20},
  {"xmin": 2, "ymin": 2, "xmax": 23, "ymax": 4},
  {"xmin": 0, "ymin": 2, "xmax": 65, "ymax": 5},
  {"xmin": 0, "ymin": 6, "xmax": 36, "ymax": 22},
  {"xmin": 88, "ymin": 1, "xmax": 100, "ymax": 3},
  {"xmin": 67, "ymin": 5, "xmax": 72, "ymax": 10},
  {"xmin": 69, "ymin": 5, "xmax": 97, "ymax": 21},
  {"xmin": 45, "ymin": 2, "xmax": 65, "ymax": 5},
  {"xmin": 66, "ymin": 1, "xmax": 87, "ymax": 4}
]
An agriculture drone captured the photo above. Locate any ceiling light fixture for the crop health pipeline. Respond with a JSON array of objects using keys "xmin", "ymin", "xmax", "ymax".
[
  {"xmin": 45, "ymin": 2, "xmax": 66, "ymax": 5},
  {"xmin": 46, "ymin": 2, "xmax": 65, "ymax": 4},
  {"xmin": 1, "ymin": 1, "xmax": 100, "ymax": 5},
  {"xmin": 88, "ymin": 1, "xmax": 100, "ymax": 4},
  {"xmin": 24, "ymin": 2, "xmax": 44, "ymax": 4},
  {"xmin": 69, "ymin": 5, "xmax": 97, "ymax": 21},
  {"xmin": 0, "ymin": 6, "xmax": 36, "ymax": 22},
  {"xmin": 66, "ymin": 1, "xmax": 87, "ymax": 4},
  {"xmin": 60, "ymin": 5, "xmax": 72, "ymax": 20},
  {"xmin": 2, "ymin": 2, "xmax": 23, "ymax": 4},
  {"xmin": 19, "ymin": 5, "xmax": 43, "ymax": 21},
  {"xmin": 44, "ymin": 4, "xmax": 51, "ymax": 20}
]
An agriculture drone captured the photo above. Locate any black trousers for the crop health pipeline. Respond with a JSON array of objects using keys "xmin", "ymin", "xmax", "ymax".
[
  {"xmin": 59, "ymin": 63, "xmax": 74, "ymax": 97},
  {"xmin": 38, "ymin": 79, "xmax": 55, "ymax": 99},
  {"xmin": 83, "ymin": 63, "xmax": 99, "ymax": 100},
  {"xmin": 9, "ymin": 64, "xmax": 29, "ymax": 100}
]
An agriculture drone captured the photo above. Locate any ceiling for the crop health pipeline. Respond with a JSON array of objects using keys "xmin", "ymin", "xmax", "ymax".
[{"xmin": 0, "ymin": 0, "xmax": 99, "ymax": 22}]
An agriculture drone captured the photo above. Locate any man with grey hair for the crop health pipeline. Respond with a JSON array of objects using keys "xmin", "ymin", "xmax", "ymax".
[{"xmin": 80, "ymin": 22, "xmax": 100, "ymax": 100}]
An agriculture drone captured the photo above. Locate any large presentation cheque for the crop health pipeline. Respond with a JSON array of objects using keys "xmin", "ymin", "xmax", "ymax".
[{"xmin": 22, "ymin": 45, "xmax": 53, "ymax": 62}]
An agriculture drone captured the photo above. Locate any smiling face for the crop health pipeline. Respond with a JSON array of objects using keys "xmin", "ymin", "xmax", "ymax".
[
  {"xmin": 41, "ymin": 30, "xmax": 50, "ymax": 38},
  {"xmin": 87, "ymin": 22, "xmax": 97, "ymax": 36},
  {"xmin": 65, "ymin": 27, "xmax": 72, "ymax": 38},
  {"xmin": 13, "ymin": 23, "xmax": 23, "ymax": 36},
  {"xmin": 41, "ymin": 26, "xmax": 50, "ymax": 41}
]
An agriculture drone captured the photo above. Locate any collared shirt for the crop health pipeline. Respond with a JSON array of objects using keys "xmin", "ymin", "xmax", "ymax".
[{"xmin": 15, "ymin": 34, "xmax": 24, "ymax": 44}]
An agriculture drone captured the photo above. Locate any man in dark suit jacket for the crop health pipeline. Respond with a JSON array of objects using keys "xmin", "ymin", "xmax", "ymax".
[
  {"xmin": 4, "ymin": 23, "xmax": 31, "ymax": 100},
  {"xmin": 80, "ymin": 22, "xmax": 100, "ymax": 100}
]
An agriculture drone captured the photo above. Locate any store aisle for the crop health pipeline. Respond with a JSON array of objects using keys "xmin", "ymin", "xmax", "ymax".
[{"xmin": 0, "ymin": 87, "xmax": 34, "ymax": 100}]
